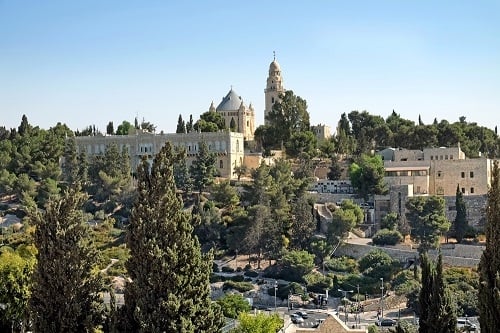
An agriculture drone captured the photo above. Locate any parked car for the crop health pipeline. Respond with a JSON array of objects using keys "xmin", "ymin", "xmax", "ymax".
[
  {"xmin": 457, "ymin": 318, "xmax": 477, "ymax": 331},
  {"xmin": 294, "ymin": 311, "xmax": 308, "ymax": 319},
  {"xmin": 376, "ymin": 318, "xmax": 397, "ymax": 327},
  {"xmin": 290, "ymin": 314, "xmax": 305, "ymax": 324}
]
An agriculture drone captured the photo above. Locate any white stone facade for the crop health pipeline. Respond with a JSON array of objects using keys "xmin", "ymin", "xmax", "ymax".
[
  {"xmin": 74, "ymin": 131, "xmax": 245, "ymax": 179},
  {"xmin": 380, "ymin": 146, "xmax": 494, "ymax": 196}
]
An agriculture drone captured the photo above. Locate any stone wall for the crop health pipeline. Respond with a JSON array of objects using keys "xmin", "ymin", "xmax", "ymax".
[{"xmin": 336, "ymin": 243, "xmax": 482, "ymax": 268}]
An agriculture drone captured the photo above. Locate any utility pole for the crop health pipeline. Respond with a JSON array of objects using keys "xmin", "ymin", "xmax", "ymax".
[
  {"xmin": 356, "ymin": 284, "xmax": 360, "ymax": 326},
  {"xmin": 274, "ymin": 280, "xmax": 278, "ymax": 312},
  {"xmin": 338, "ymin": 288, "xmax": 353, "ymax": 325},
  {"xmin": 380, "ymin": 278, "xmax": 384, "ymax": 320}
]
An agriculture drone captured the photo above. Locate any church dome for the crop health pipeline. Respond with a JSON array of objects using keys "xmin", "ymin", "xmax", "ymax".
[
  {"xmin": 216, "ymin": 89, "xmax": 244, "ymax": 111},
  {"xmin": 269, "ymin": 60, "xmax": 281, "ymax": 73}
]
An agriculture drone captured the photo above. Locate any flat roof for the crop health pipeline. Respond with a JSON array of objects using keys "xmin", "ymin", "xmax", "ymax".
[{"xmin": 385, "ymin": 166, "xmax": 430, "ymax": 171}]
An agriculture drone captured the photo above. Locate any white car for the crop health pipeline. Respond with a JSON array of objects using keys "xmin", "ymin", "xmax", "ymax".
[
  {"xmin": 290, "ymin": 314, "xmax": 305, "ymax": 324},
  {"xmin": 457, "ymin": 318, "xmax": 477, "ymax": 331}
]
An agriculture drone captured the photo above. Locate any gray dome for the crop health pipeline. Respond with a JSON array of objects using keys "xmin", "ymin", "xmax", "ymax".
[{"xmin": 216, "ymin": 89, "xmax": 244, "ymax": 111}]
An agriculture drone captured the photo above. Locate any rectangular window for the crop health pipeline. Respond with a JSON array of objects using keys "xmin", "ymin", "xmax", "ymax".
[
  {"xmin": 471, "ymin": 187, "xmax": 475, "ymax": 194},
  {"xmin": 470, "ymin": 171, "xmax": 474, "ymax": 178},
  {"xmin": 461, "ymin": 172, "xmax": 465, "ymax": 178},
  {"xmin": 462, "ymin": 187, "xmax": 466, "ymax": 194},
  {"xmin": 430, "ymin": 156, "xmax": 434, "ymax": 160}
]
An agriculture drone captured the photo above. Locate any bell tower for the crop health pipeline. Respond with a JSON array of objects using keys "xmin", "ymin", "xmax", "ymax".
[{"xmin": 264, "ymin": 52, "xmax": 285, "ymax": 125}]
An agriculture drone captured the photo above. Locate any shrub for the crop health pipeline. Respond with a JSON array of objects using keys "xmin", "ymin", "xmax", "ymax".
[
  {"xmin": 372, "ymin": 228, "xmax": 403, "ymax": 246},
  {"xmin": 223, "ymin": 280, "xmax": 254, "ymax": 293},
  {"xmin": 221, "ymin": 266, "xmax": 235, "ymax": 273},
  {"xmin": 212, "ymin": 262, "xmax": 220, "ymax": 273},
  {"xmin": 230, "ymin": 275, "xmax": 245, "ymax": 282},
  {"xmin": 244, "ymin": 270, "xmax": 259, "ymax": 278},
  {"xmin": 244, "ymin": 264, "xmax": 252, "ymax": 271},
  {"xmin": 324, "ymin": 256, "xmax": 358, "ymax": 273},
  {"xmin": 216, "ymin": 293, "xmax": 251, "ymax": 318}
]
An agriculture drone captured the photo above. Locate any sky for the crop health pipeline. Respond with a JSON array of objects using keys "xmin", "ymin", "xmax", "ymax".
[{"xmin": 1, "ymin": 0, "xmax": 499, "ymax": 134}]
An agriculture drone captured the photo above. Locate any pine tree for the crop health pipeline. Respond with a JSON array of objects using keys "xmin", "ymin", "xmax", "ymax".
[
  {"xmin": 478, "ymin": 161, "xmax": 500, "ymax": 333},
  {"xmin": 29, "ymin": 187, "xmax": 104, "ymax": 332},
  {"xmin": 454, "ymin": 184, "xmax": 468, "ymax": 243},
  {"xmin": 124, "ymin": 142, "xmax": 224, "ymax": 332},
  {"xmin": 190, "ymin": 141, "xmax": 217, "ymax": 194}
]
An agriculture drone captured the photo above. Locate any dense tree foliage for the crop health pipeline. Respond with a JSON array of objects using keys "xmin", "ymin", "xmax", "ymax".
[
  {"xmin": 29, "ymin": 187, "xmax": 104, "ymax": 332},
  {"xmin": 255, "ymin": 90, "xmax": 311, "ymax": 152},
  {"xmin": 195, "ymin": 111, "xmax": 227, "ymax": 132},
  {"xmin": 478, "ymin": 161, "xmax": 500, "ymax": 333},
  {"xmin": 405, "ymin": 196, "xmax": 451, "ymax": 253},
  {"xmin": 216, "ymin": 293, "xmax": 251, "ymax": 319},
  {"xmin": 124, "ymin": 143, "xmax": 224, "ymax": 332},
  {"xmin": 349, "ymin": 154, "xmax": 387, "ymax": 200},
  {"xmin": 231, "ymin": 312, "xmax": 283, "ymax": 333},
  {"xmin": 358, "ymin": 249, "xmax": 399, "ymax": 281},
  {"xmin": 0, "ymin": 245, "xmax": 36, "ymax": 332}
]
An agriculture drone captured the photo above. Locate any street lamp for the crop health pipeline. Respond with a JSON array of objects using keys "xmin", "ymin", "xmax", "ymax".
[
  {"xmin": 338, "ymin": 288, "xmax": 353, "ymax": 324},
  {"xmin": 380, "ymin": 278, "xmax": 384, "ymax": 320},
  {"xmin": 274, "ymin": 280, "xmax": 278, "ymax": 312}
]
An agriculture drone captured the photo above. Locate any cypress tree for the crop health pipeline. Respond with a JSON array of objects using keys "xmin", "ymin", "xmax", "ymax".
[
  {"xmin": 478, "ymin": 161, "xmax": 500, "ymax": 333},
  {"xmin": 454, "ymin": 184, "xmax": 468, "ymax": 243},
  {"xmin": 419, "ymin": 253, "xmax": 457, "ymax": 333},
  {"xmin": 124, "ymin": 142, "xmax": 224, "ymax": 332},
  {"xmin": 428, "ymin": 254, "xmax": 456, "ymax": 333},
  {"xmin": 418, "ymin": 253, "xmax": 433, "ymax": 333},
  {"xmin": 29, "ymin": 187, "xmax": 104, "ymax": 332}
]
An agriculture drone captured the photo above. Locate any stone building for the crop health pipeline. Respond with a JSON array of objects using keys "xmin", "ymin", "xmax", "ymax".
[
  {"xmin": 209, "ymin": 88, "xmax": 255, "ymax": 141},
  {"xmin": 311, "ymin": 124, "xmax": 332, "ymax": 142},
  {"xmin": 264, "ymin": 55, "xmax": 285, "ymax": 125},
  {"xmin": 380, "ymin": 145, "xmax": 493, "ymax": 197},
  {"xmin": 74, "ymin": 131, "xmax": 245, "ymax": 179},
  {"xmin": 375, "ymin": 145, "xmax": 494, "ymax": 228}
]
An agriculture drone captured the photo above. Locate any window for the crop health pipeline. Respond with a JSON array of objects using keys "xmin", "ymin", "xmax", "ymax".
[
  {"xmin": 462, "ymin": 187, "xmax": 466, "ymax": 194},
  {"xmin": 461, "ymin": 172, "xmax": 465, "ymax": 178},
  {"xmin": 471, "ymin": 187, "xmax": 475, "ymax": 194},
  {"xmin": 470, "ymin": 171, "xmax": 474, "ymax": 178},
  {"xmin": 431, "ymin": 156, "xmax": 434, "ymax": 160},
  {"xmin": 219, "ymin": 160, "xmax": 223, "ymax": 168},
  {"xmin": 437, "ymin": 171, "xmax": 442, "ymax": 178},
  {"xmin": 450, "ymin": 155, "xmax": 453, "ymax": 159},
  {"xmin": 271, "ymin": 97, "xmax": 275, "ymax": 103}
]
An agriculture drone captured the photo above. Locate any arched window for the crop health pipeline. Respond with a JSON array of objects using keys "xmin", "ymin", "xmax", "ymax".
[{"xmin": 219, "ymin": 160, "xmax": 223, "ymax": 168}]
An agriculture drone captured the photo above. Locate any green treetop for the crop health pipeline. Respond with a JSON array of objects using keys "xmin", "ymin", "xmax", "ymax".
[{"xmin": 124, "ymin": 142, "xmax": 224, "ymax": 332}]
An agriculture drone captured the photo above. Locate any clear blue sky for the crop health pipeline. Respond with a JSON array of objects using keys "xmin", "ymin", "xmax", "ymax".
[{"xmin": 1, "ymin": 0, "xmax": 499, "ymax": 134}]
